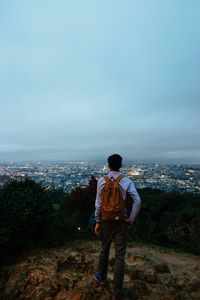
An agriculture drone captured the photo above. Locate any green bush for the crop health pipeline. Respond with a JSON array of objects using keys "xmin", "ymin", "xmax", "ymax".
[
  {"xmin": 61, "ymin": 181, "xmax": 200, "ymax": 254},
  {"xmin": 0, "ymin": 178, "xmax": 54, "ymax": 252},
  {"xmin": 49, "ymin": 208, "xmax": 84, "ymax": 245},
  {"xmin": 1, "ymin": 176, "xmax": 199, "ymax": 255},
  {"xmin": 62, "ymin": 176, "xmax": 97, "ymax": 229},
  {"xmin": 129, "ymin": 189, "xmax": 200, "ymax": 254}
]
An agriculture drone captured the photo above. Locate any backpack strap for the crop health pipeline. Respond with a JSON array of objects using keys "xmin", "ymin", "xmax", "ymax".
[
  {"xmin": 103, "ymin": 176, "xmax": 110, "ymax": 183},
  {"xmin": 115, "ymin": 175, "xmax": 123, "ymax": 184},
  {"xmin": 104, "ymin": 175, "xmax": 123, "ymax": 186}
]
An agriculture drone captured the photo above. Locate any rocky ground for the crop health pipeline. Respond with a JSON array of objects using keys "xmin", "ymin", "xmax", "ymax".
[{"xmin": 0, "ymin": 241, "xmax": 200, "ymax": 300}]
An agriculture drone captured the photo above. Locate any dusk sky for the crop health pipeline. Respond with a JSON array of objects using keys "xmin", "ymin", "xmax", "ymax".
[{"xmin": 0, "ymin": 1, "xmax": 200, "ymax": 162}]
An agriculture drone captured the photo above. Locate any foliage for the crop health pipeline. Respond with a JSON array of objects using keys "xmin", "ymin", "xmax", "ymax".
[
  {"xmin": 129, "ymin": 188, "xmax": 200, "ymax": 254},
  {"xmin": 0, "ymin": 178, "xmax": 54, "ymax": 252},
  {"xmin": 61, "ymin": 181, "xmax": 200, "ymax": 254},
  {"xmin": 0, "ymin": 176, "xmax": 199, "ymax": 255},
  {"xmin": 48, "ymin": 189, "xmax": 66, "ymax": 204},
  {"xmin": 61, "ymin": 179, "xmax": 200, "ymax": 254},
  {"xmin": 61, "ymin": 176, "xmax": 97, "ymax": 229}
]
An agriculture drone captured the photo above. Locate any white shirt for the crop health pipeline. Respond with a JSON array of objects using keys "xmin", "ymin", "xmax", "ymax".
[{"xmin": 95, "ymin": 171, "xmax": 141, "ymax": 223}]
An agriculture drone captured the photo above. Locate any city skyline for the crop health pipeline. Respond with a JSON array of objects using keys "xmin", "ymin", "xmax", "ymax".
[
  {"xmin": 0, "ymin": 1, "xmax": 200, "ymax": 162},
  {"xmin": 0, "ymin": 160, "xmax": 199, "ymax": 194}
]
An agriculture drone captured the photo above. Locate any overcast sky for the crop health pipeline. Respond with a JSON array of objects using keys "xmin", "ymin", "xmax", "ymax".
[{"xmin": 0, "ymin": 0, "xmax": 200, "ymax": 162}]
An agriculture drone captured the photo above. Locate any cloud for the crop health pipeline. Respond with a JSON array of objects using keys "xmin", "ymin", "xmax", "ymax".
[{"xmin": 0, "ymin": 1, "xmax": 200, "ymax": 162}]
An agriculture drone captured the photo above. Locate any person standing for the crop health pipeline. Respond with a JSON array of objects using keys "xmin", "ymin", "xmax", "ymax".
[{"xmin": 94, "ymin": 154, "xmax": 141, "ymax": 300}]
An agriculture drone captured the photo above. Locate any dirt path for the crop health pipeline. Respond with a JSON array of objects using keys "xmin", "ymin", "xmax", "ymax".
[{"xmin": 125, "ymin": 244, "xmax": 200, "ymax": 273}]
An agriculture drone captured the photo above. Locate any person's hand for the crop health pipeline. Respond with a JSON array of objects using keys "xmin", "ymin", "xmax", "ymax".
[
  {"xmin": 95, "ymin": 223, "xmax": 101, "ymax": 235},
  {"xmin": 125, "ymin": 219, "xmax": 133, "ymax": 228}
]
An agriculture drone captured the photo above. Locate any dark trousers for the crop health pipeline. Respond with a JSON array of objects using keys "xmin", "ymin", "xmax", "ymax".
[{"xmin": 98, "ymin": 220, "xmax": 128, "ymax": 295}]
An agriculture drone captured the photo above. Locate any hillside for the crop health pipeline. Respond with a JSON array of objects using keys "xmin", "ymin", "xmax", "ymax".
[{"xmin": 1, "ymin": 241, "xmax": 200, "ymax": 300}]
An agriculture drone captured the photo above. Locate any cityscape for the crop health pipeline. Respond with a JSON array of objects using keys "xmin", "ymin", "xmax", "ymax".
[{"xmin": 0, "ymin": 161, "xmax": 199, "ymax": 194}]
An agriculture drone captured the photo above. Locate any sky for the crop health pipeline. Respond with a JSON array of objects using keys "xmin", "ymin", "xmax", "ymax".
[{"xmin": 0, "ymin": 0, "xmax": 200, "ymax": 163}]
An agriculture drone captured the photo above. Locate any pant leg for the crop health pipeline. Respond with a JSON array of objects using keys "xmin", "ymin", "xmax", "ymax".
[
  {"xmin": 98, "ymin": 221, "xmax": 115, "ymax": 279},
  {"xmin": 113, "ymin": 222, "xmax": 128, "ymax": 295}
]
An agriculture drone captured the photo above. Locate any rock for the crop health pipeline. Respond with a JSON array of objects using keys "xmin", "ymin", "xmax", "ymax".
[
  {"xmin": 189, "ymin": 277, "xmax": 200, "ymax": 291},
  {"xmin": 1, "ymin": 243, "xmax": 200, "ymax": 300},
  {"xmin": 54, "ymin": 288, "xmax": 69, "ymax": 300},
  {"xmin": 124, "ymin": 280, "xmax": 150, "ymax": 299},
  {"xmin": 4, "ymin": 266, "xmax": 59, "ymax": 300},
  {"xmin": 124, "ymin": 288, "xmax": 139, "ymax": 300},
  {"xmin": 127, "ymin": 265, "xmax": 146, "ymax": 281},
  {"xmin": 133, "ymin": 280, "xmax": 150, "ymax": 294},
  {"xmin": 175, "ymin": 291, "xmax": 193, "ymax": 300},
  {"xmin": 160, "ymin": 294, "xmax": 177, "ymax": 300},
  {"xmin": 57, "ymin": 273, "xmax": 75, "ymax": 289},
  {"xmin": 154, "ymin": 262, "xmax": 171, "ymax": 274},
  {"xmin": 144, "ymin": 269, "xmax": 158, "ymax": 284},
  {"xmin": 126, "ymin": 253, "xmax": 150, "ymax": 265},
  {"xmin": 57, "ymin": 253, "xmax": 94, "ymax": 274},
  {"xmin": 64, "ymin": 291, "xmax": 82, "ymax": 300},
  {"xmin": 159, "ymin": 290, "xmax": 193, "ymax": 300},
  {"xmin": 127, "ymin": 265, "xmax": 158, "ymax": 284}
]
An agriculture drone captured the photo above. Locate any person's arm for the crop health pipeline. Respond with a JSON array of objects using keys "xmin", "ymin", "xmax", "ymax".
[
  {"xmin": 126, "ymin": 181, "xmax": 141, "ymax": 225},
  {"xmin": 94, "ymin": 178, "xmax": 103, "ymax": 235}
]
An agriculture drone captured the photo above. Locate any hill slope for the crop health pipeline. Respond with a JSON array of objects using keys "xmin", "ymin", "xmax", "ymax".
[{"xmin": 1, "ymin": 241, "xmax": 200, "ymax": 300}]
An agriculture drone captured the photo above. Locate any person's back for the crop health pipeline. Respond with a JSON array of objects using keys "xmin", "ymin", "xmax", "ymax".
[
  {"xmin": 101, "ymin": 174, "xmax": 125, "ymax": 221},
  {"xmin": 94, "ymin": 154, "xmax": 141, "ymax": 300}
]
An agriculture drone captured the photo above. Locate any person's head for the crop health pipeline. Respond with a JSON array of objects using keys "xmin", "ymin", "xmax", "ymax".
[{"xmin": 107, "ymin": 154, "xmax": 122, "ymax": 171}]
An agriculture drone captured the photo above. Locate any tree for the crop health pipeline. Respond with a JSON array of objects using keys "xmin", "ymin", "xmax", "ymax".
[{"xmin": 0, "ymin": 178, "xmax": 53, "ymax": 252}]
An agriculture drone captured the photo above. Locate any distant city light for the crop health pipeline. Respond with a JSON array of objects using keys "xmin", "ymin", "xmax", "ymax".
[{"xmin": 0, "ymin": 161, "xmax": 199, "ymax": 194}]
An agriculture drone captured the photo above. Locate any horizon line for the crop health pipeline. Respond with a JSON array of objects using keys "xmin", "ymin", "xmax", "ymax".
[{"xmin": 0, "ymin": 159, "xmax": 199, "ymax": 165}]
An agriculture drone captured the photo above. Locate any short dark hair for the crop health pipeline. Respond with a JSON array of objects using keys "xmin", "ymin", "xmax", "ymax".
[{"xmin": 108, "ymin": 154, "xmax": 122, "ymax": 171}]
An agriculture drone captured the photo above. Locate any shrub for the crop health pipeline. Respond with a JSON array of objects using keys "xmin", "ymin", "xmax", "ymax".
[
  {"xmin": 62, "ymin": 176, "xmax": 97, "ymax": 229},
  {"xmin": 129, "ymin": 189, "xmax": 200, "ymax": 253},
  {"xmin": 0, "ymin": 178, "xmax": 53, "ymax": 252}
]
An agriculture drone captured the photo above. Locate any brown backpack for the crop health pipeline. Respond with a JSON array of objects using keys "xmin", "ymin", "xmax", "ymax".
[{"xmin": 101, "ymin": 175, "xmax": 125, "ymax": 221}]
